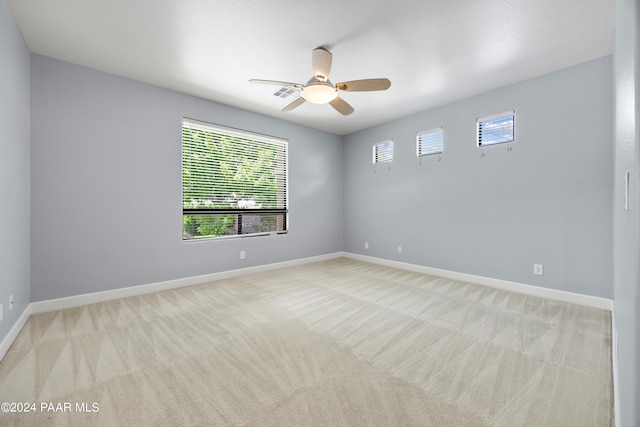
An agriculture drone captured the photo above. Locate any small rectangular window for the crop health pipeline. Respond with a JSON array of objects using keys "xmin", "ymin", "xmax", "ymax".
[
  {"xmin": 477, "ymin": 111, "xmax": 515, "ymax": 146},
  {"xmin": 417, "ymin": 127, "xmax": 444, "ymax": 157},
  {"xmin": 372, "ymin": 140, "xmax": 394, "ymax": 164}
]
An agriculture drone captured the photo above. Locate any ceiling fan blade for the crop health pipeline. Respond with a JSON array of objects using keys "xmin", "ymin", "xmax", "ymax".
[
  {"xmin": 329, "ymin": 97, "xmax": 354, "ymax": 116},
  {"xmin": 312, "ymin": 47, "xmax": 332, "ymax": 81},
  {"xmin": 336, "ymin": 78, "xmax": 391, "ymax": 92},
  {"xmin": 282, "ymin": 97, "xmax": 306, "ymax": 112},
  {"xmin": 250, "ymin": 79, "xmax": 303, "ymax": 88}
]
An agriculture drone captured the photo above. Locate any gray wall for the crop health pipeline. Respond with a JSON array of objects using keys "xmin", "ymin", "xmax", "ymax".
[
  {"xmin": 613, "ymin": 0, "xmax": 639, "ymax": 424},
  {"xmin": 0, "ymin": 0, "xmax": 30, "ymax": 339},
  {"xmin": 30, "ymin": 55, "xmax": 343, "ymax": 301},
  {"xmin": 343, "ymin": 57, "xmax": 613, "ymax": 299}
]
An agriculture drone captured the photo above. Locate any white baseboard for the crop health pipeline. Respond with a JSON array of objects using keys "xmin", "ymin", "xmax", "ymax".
[
  {"xmin": 343, "ymin": 253, "xmax": 613, "ymax": 311},
  {"xmin": 30, "ymin": 252, "xmax": 345, "ymax": 314},
  {"xmin": 29, "ymin": 250, "xmax": 612, "ymax": 315},
  {"xmin": 0, "ymin": 304, "xmax": 32, "ymax": 362}
]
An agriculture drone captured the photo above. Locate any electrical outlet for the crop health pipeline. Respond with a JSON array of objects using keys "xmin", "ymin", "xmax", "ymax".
[
  {"xmin": 364, "ymin": 242, "xmax": 369, "ymax": 249},
  {"xmin": 240, "ymin": 250, "xmax": 246, "ymax": 260},
  {"xmin": 9, "ymin": 294, "xmax": 13, "ymax": 310},
  {"xmin": 0, "ymin": 304, "xmax": 3, "ymax": 322},
  {"xmin": 397, "ymin": 246, "xmax": 402, "ymax": 254},
  {"xmin": 534, "ymin": 264, "xmax": 544, "ymax": 275}
]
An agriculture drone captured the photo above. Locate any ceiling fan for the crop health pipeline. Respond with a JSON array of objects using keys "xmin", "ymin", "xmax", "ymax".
[{"xmin": 250, "ymin": 47, "xmax": 391, "ymax": 116}]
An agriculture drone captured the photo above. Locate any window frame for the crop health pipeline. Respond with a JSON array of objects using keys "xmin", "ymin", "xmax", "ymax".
[
  {"xmin": 476, "ymin": 110, "xmax": 515, "ymax": 147},
  {"xmin": 181, "ymin": 118, "xmax": 288, "ymax": 241}
]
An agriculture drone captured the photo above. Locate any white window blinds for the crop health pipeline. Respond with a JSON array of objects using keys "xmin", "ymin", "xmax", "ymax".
[
  {"xmin": 182, "ymin": 118, "xmax": 288, "ymax": 240},
  {"xmin": 417, "ymin": 127, "xmax": 444, "ymax": 156},
  {"xmin": 477, "ymin": 111, "xmax": 515, "ymax": 146},
  {"xmin": 373, "ymin": 140, "xmax": 394, "ymax": 164}
]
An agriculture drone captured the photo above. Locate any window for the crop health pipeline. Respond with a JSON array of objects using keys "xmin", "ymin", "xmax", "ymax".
[
  {"xmin": 182, "ymin": 118, "xmax": 288, "ymax": 240},
  {"xmin": 417, "ymin": 127, "xmax": 444, "ymax": 157},
  {"xmin": 372, "ymin": 140, "xmax": 394, "ymax": 164},
  {"xmin": 477, "ymin": 111, "xmax": 515, "ymax": 146}
]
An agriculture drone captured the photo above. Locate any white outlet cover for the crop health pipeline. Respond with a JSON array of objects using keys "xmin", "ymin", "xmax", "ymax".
[{"xmin": 534, "ymin": 264, "xmax": 544, "ymax": 275}]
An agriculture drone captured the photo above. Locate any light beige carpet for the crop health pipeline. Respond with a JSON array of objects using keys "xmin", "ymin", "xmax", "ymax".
[{"xmin": 0, "ymin": 258, "xmax": 612, "ymax": 426}]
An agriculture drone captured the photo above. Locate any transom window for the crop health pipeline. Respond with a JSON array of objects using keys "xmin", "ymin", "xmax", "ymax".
[
  {"xmin": 417, "ymin": 127, "xmax": 444, "ymax": 156},
  {"xmin": 477, "ymin": 111, "xmax": 515, "ymax": 146},
  {"xmin": 372, "ymin": 140, "xmax": 394, "ymax": 164},
  {"xmin": 182, "ymin": 118, "xmax": 288, "ymax": 240}
]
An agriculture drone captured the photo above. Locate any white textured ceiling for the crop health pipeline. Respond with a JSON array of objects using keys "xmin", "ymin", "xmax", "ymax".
[{"xmin": 7, "ymin": 0, "xmax": 614, "ymax": 135}]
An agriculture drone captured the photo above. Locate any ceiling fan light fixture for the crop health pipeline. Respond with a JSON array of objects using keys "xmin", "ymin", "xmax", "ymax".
[{"xmin": 301, "ymin": 81, "xmax": 337, "ymax": 104}]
